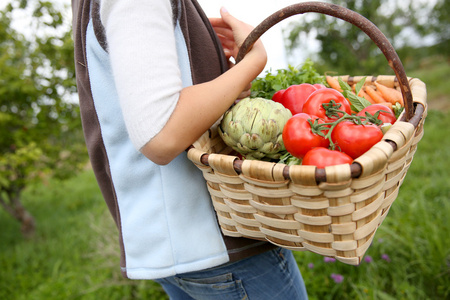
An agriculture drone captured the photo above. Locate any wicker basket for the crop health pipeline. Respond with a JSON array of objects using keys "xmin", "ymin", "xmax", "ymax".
[{"xmin": 187, "ymin": 2, "xmax": 427, "ymax": 265}]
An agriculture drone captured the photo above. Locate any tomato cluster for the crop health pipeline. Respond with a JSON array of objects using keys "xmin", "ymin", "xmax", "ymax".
[{"xmin": 273, "ymin": 84, "xmax": 398, "ymax": 168}]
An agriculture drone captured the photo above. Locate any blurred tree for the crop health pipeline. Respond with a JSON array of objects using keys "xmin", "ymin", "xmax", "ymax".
[
  {"xmin": 283, "ymin": 0, "xmax": 447, "ymax": 75},
  {"xmin": 0, "ymin": 1, "xmax": 87, "ymax": 236}
]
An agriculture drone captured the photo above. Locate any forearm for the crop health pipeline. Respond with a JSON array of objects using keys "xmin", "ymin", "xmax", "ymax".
[{"xmin": 141, "ymin": 51, "xmax": 266, "ymax": 165}]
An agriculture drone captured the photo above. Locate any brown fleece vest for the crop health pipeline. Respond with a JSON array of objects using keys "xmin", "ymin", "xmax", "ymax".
[{"xmin": 72, "ymin": 0, "xmax": 275, "ymax": 277}]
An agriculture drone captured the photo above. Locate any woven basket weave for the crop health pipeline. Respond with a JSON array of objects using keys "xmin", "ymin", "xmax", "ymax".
[{"xmin": 187, "ymin": 2, "xmax": 427, "ymax": 265}]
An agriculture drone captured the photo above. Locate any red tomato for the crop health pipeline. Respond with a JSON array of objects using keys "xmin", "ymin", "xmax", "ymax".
[
  {"xmin": 272, "ymin": 89, "xmax": 286, "ymax": 103},
  {"xmin": 274, "ymin": 83, "xmax": 317, "ymax": 115},
  {"xmin": 331, "ymin": 121, "xmax": 384, "ymax": 159},
  {"xmin": 282, "ymin": 113, "xmax": 330, "ymax": 159},
  {"xmin": 302, "ymin": 88, "xmax": 352, "ymax": 122},
  {"xmin": 357, "ymin": 104, "xmax": 397, "ymax": 125},
  {"xmin": 302, "ymin": 147, "xmax": 353, "ymax": 168}
]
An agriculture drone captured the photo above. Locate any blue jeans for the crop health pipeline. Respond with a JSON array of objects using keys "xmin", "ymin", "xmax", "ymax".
[{"xmin": 154, "ymin": 247, "xmax": 308, "ymax": 300}]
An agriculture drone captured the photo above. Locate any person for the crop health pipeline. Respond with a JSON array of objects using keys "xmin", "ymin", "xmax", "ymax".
[{"xmin": 71, "ymin": 0, "xmax": 308, "ymax": 298}]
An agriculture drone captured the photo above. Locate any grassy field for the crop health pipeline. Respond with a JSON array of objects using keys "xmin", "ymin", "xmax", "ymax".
[{"xmin": 1, "ymin": 57, "xmax": 449, "ymax": 299}]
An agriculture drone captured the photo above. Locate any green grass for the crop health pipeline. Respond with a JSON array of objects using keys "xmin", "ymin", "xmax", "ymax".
[
  {"xmin": 1, "ymin": 57, "xmax": 449, "ymax": 299},
  {"xmin": 404, "ymin": 56, "xmax": 450, "ymax": 113},
  {"xmin": 0, "ymin": 171, "xmax": 167, "ymax": 300}
]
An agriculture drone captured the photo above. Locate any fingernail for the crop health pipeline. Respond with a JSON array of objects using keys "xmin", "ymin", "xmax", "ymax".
[{"xmin": 221, "ymin": 6, "xmax": 228, "ymax": 13}]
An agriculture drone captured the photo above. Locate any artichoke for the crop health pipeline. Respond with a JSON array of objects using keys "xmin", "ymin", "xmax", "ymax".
[{"xmin": 219, "ymin": 97, "xmax": 292, "ymax": 160}]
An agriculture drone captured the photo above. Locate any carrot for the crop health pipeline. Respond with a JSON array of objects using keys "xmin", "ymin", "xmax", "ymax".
[
  {"xmin": 357, "ymin": 88, "xmax": 375, "ymax": 104},
  {"xmin": 374, "ymin": 81, "xmax": 404, "ymax": 106},
  {"xmin": 364, "ymin": 85, "xmax": 386, "ymax": 104},
  {"xmin": 326, "ymin": 76, "xmax": 343, "ymax": 92}
]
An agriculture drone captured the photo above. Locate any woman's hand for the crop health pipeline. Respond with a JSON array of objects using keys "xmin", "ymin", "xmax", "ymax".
[
  {"xmin": 209, "ymin": 7, "xmax": 265, "ymax": 63},
  {"xmin": 209, "ymin": 8, "xmax": 265, "ymax": 99}
]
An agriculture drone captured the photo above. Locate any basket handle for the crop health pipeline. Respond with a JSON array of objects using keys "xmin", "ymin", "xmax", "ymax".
[{"xmin": 236, "ymin": 1, "xmax": 415, "ymax": 120}]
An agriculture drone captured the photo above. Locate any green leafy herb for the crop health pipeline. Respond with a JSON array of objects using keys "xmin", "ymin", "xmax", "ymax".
[
  {"xmin": 278, "ymin": 152, "xmax": 302, "ymax": 166},
  {"xmin": 338, "ymin": 77, "xmax": 372, "ymax": 112},
  {"xmin": 251, "ymin": 59, "xmax": 326, "ymax": 99},
  {"xmin": 392, "ymin": 102, "xmax": 404, "ymax": 119}
]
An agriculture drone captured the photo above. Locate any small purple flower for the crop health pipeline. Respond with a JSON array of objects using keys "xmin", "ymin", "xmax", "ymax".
[
  {"xmin": 308, "ymin": 263, "xmax": 314, "ymax": 269},
  {"xmin": 364, "ymin": 255, "xmax": 373, "ymax": 263},
  {"xmin": 381, "ymin": 254, "xmax": 391, "ymax": 262},
  {"xmin": 324, "ymin": 257, "xmax": 336, "ymax": 263},
  {"xmin": 330, "ymin": 273, "xmax": 344, "ymax": 283},
  {"xmin": 378, "ymin": 238, "xmax": 384, "ymax": 243}
]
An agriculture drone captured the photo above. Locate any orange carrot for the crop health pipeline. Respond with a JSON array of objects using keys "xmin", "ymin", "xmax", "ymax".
[
  {"xmin": 326, "ymin": 76, "xmax": 343, "ymax": 92},
  {"xmin": 357, "ymin": 88, "xmax": 375, "ymax": 104},
  {"xmin": 374, "ymin": 81, "xmax": 404, "ymax": 106},
  {"xmin": 364, "ymin": 85, "xmax": 386, "ymax": 104}
]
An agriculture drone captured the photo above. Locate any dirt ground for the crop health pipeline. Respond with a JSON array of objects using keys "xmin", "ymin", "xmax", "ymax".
[{"xmin": 427, "ymin": 95, "xmax": 450, "ymax": 112}]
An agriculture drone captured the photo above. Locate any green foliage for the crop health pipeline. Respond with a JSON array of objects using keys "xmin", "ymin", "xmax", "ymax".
[
  {"xmin": 0, "ymin": 142, "xmax": 43, "ymax": 191},
  {"xmin": 251, "ymin": 59, "xmax": 326, "ymax": 99},
  {"xmin": 0, "ymin": 0, "xmax": 87, "ymax": 231},
  {"xmin": 420, "ymin": 0, "xmax": 450, "ymax": 54},
  {"xmin": 338, "ymin": 76, "xmax": 372, "ymax": 112}
]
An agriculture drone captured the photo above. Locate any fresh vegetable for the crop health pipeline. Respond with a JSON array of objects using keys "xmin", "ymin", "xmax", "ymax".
[
  {"xmin": 302, "ymin": 88, "xmax": 352, "ymax": 122},
  {"xmin": 357, "ymin": 104, "xmax": 397, "ymax": 125},
  {"xmin": 278, "ymin": 152, "xmax": 302, "ymax": 166},
  {"xmin": 250, "ymin": 59, "xmax": 326, "ymax": 99},
  {"xmin": 302, "ymin": 147, "xmax": 353, "ymax": 168},
  {"xmin": 374, "ymin": 81, "xmax": 404, "ymax": 106},
  {"xmin": 373, "ymin": 101, "xmax": 396, "ymax": 108},
  {"xmin": 337, "ymin": 77, "xmax": 372, "ymax": 113},
  {"xmin": 282, "ymin": 113, "xmax": 330, "ymax": 159},
  {"xmin": 326, "ymin": 75, "xmax": 343, "ymax": 92},
  {"xmin": 364, "ymin": 85, "xmax": 386, "ymax": 104},
  {"xmin": 219, "ymin": 97, "xmax": 292, "ymax": 160},
  {"xmin": 357, "ymin": 88, "xmax": 375, "ymax": 104},
  {"xmin": 331, "ymin": 121, "xmax": 384, "ymax": 159},
  {"xmin": 272, "ymin": 89, "xmax": 286, "ymax": 103},
  {"xmin": 274, "ymin": 83, "xmax": 317, "ymax": 115},
  {"xmin": 392, "ymin": 102, "xmax": 405, "ymax": 119},
  {"xmin": 228, "ymin": 64, "xmax": 407, "ymax": 165},
  {"xmin": 326, "ymin": 77, "xmax": 406, "ymax": 116}
]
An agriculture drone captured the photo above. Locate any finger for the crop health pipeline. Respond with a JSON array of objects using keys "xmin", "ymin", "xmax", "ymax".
[
  {"xmin": 211, "ymin": 26, "xmax": 234, "ymax": 40},
  {"xmin": 217, "ymin": 36, "xmax": 237, "ymax": 51},
  {"xmin": 209, "ymin": 17, "xmax": 228, "ymax": 28},
  {"xmin": 219, "ymin": 7, "xmax": 254, "ymax": 48},
  {"xmin": 223, "ymin": 48, "xmax": 232, "ymax": 59},
  {"xmin": 215, "ymin": 39, "xmax": 237, "ymax": 58},
  {"xmin": 219, "ymin": 7, "xmax": 240, "ymax": 28}
]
